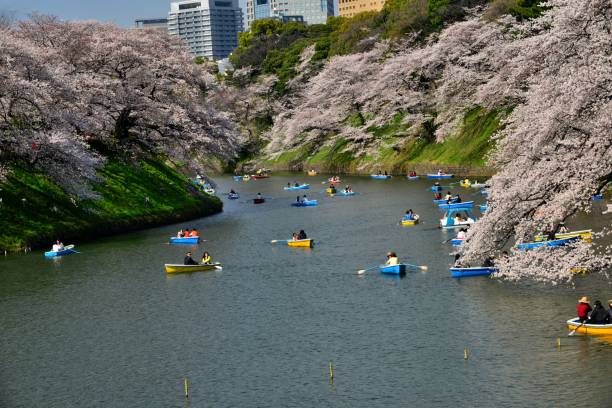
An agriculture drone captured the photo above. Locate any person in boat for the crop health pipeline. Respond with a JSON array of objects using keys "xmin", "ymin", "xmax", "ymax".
[
  {"xmin": 607, "ymin": 300, "xmax": 612, "ymax": 322},
  {"xmin": 434, "ymin": 192, "xmax": 442, "ymax": 200},
  {"xmin": 385, "ymin": 252, "xmax": 399, "ymax": 266},
  {"xmin": 230, "ymin": 189, "xmax": 236, "ymax": 195},
  {"xmin": 184, "ymin": 228, "xmax": 191, "ymax": 237},
  {"xmin": 437, "ymin": 169, "xmax": 443, "ymax": 175},
  {"xmin": 434, "ymin": 181, "xmax": 440, "ymax": 187},
  {"xmin": 295, "ymin": 182, "xmax": 300, "ymax": 187},
  {"xmin": 287, "ymin": 182, "xmax": 291, "ymax": 188},
  {"xmin": 482, "ymin": 256, "xmax": 495, "ymax": 267},
  {"xmin": 292, "ymin": 232, "xmax": 299, "ymax": 241},
  {"xmin": 453, "ymin": 254, "xmax": 464, "ymax": 267},
  {"xmin": 454, "ymin": 195, "xmax": 462, "ymax": 203},
  {"xmin": 410, "ymin": 171, "xmax": 417, "ymax": 177},
  {"xmin": 298, "ymin": 230, "xmax": 307, "ymax": 240},
  {"xmin": 456, "ymin": 228, "xmax": 467, "ymax": 240},
  {"xmin": 454, "ymin": 214, "xmax": 462, "ymax": 224},
  {"xmin": 404, "ymin": 209, "xmax": 414, "ymax": 220},
  {"xmin": 296, "ymin": 195, "xmax": 301, "ymax": 203},
  {"xmin": 190, "ymin": 229, "xmax": 199, "ymax": 237},
  {"xmin": 51, "ymin": 240, "xmax": 65, "ymax": 252},
  {"xmin": 384, "ymin": 170, "xmax": 388, "ymax": 176},
  {"xmin": 256, "ymin": 193, "xmax": 263, "ymax": 200},
  {"xmin": 559, "ymin": 223, "xmax": 568, "ymax": 233},
  {"xmin": 329, "ymin": 184, "xmax": 337, "ymax": 194},
  {"xmin": 463, "ymin": 178, "xmax": 469, "ymax": 185},
  {"xmin": 177, "ymin": 229, "xmax": 185, "ymax": 238},
  {"xmin": 201, "ymin": 252, "xmax": 212, "ymax": 265},
  {"xmin": 577, "ymin": 296, "xmax": 592, "ymax": 323},
  {"xmin": 302, "ymin": 194, "xmax": 308, "ymax": 202},
  {"xmin": 184, "ymin": 252, "xmax": 198, "ymax": 265},
  {"xmin": 588, "ymin": 300, "xmax": 608, "ymax": 324},
  {"xmin": 445, "ymin": 192, "xmax": 452, "ymax": 201}
]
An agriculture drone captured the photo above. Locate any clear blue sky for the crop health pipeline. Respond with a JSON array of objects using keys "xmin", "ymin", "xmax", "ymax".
[{"xmin": 0, "ymin": 0, "xmax": 246, "ymax": 27}]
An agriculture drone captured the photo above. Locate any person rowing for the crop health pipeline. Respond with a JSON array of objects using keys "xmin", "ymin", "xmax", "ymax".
[
  {"xmin": 298, "ymin": 230, "xmax": 307, "ymax": 240},
  {"xmin": 456, "ymin": 228, "xmax": 467, "ymax": 240},
  {"xmin": 328, "ymin": 184, "xmax": 337, "ymax": 193},
  {"xmin": 295, "ymin": 182, "xmax": 300, "ymax": 187},
  {"xmin": 434, "ymin": 192, "xmax": 442, "ymax": 200},
  {"xmin": 404, "ymin": 209, "xmax": 415, "ymax": 220},
  {"xmin": 444, "ymin": 191, "xmax": 452, "ymax": 201},
  {"xmin": 190, "ymin": 228, "xmax": 199, "ymax": 237},
  {"xmin": 184, "ymin": 252, "xmax": 198, "ymax": 265},
  {"xmin": 577, "ymin": 296, "xmax": 592, "ymax": 323},
  {"xmin": 51, "ymin": 240, "xmax": 65, "ymax": 252},
  {"xmin": 588, "ymin": 300, "xmax": 608, "ymax": 324},
  {"xmin": 296, "ymin": 195, "xmax": 302, "ymax": 203},
  {"xmin": 385, "ymin": 252, "xmax": 399, "ymax": 266}
]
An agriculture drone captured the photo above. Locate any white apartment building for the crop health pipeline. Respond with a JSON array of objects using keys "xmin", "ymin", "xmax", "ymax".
[
  {"xmin": 168, "ymin": 0, "xmax": 242, "ymax": 60},
  {"xmin": 245, "ymin": 0, "xmax": 334, "ymax": 30}
]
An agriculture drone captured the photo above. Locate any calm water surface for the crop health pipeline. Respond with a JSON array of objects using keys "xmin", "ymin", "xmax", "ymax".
[{"xmin": 1, "ymin": 174, "xmax": 611, "ymax": 407}]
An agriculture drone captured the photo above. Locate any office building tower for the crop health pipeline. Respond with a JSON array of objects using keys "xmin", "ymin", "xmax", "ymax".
[
  {"xmin": 338, "ymin": 0, "xmax": 385, "ymax": 17},
  {"xmin": 168, "ymin": 0, "xmax": 242, "ymax": 60},
  {"xmin": 245, "ymin": 0, "xmax": 333, "ymax": 30},
  {"xmin": 134, "ymin": 18, "xmax": 169, "ymax": 32}
]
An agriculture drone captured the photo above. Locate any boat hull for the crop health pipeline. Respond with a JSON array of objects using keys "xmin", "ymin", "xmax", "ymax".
[
  {"xmin": 165, "ymin": 263, "xmax": 220, "ymax": 273},
  {"xmin": 228, "ymin": 194, "xmax": 239, "ymax": 199},
  {"xmin": 434, "ymin": 197, "xmax": 459, "ymax": 205},
  {"xmin": 170, "ymin": 237, "xmax": 200, "ymax": 244},
  {"xmin": 284, "ymin": 184, "xmax": 310, "ymax": 190},
  {"xmin": 479, "ymin": 204, "xmax": 488, "ymax": 212},
  {"xmin": 440, "ymin": 218, "xmax": 475, "ymax": 229},
  {"xmin": 450, "ymin": 238, "xmax": 464, "ymax": 246},
  {"xmin": 253, "ymin": 198, "xmax": 265, "ymax": 204},
  {"xmin": 427, "ymin": 174, "xmax": 453, "ymax": 179},
  {"xmin": 44, "ymin": 248, "xmax": 77, "ymax": 257},
  {"xmin": 251, "ymin": 175, "xmax": 269, "ymax": 179},
  {"xmin": 407, "ymin": 176, "xmax": 419, "ymax": 180},
  {"xmin": 371, "ymin": 175, "xmax": 391, "ymax": 179},
  {"xmin": 450, "ymin": 267, "xmax": 496, "ymax": 278},
  {"xmin": 291, "ymin": 200, "xmax": 318, "ymax": 207},
  {"xmin": 287, "ymin": 239, "xmax": 313, "ymax": 248},
  {"xmin": 401, "ymin": 216, "xmax": 419, "ymax": 226},
  {"xmin": 338, "ymin": 191, "xmax": 355, "ymax": 196},
  {"xmin": 566, "ymin": 318, "xmax": 612, "ymax": 336},
  {"xmin": 534, "ymin": 229, "xmax": 592, "ymax": 242},
  {"xmin": 517, "ymin": 236, "xmax": 579, "ymax": 250},
  {"xmin": 438, "ymin": 201, "xmax": 474, "ymax": 210},
  {"xmin": 379, "ymin": 264, "xmax": 407, "ymax": 275}
]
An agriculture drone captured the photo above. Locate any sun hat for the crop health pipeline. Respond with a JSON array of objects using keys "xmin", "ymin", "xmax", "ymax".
[{"xmin": 578, "ymin": 296, "xmax": 589, "ymax": 303}]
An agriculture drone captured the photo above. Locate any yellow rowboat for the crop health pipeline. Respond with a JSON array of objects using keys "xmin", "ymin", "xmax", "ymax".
[
  {"xmin": 287, "ymin": 239, "xmax": 313, "ymax": 248},
  {"xmin": 567, "ymin": 318, "xmax": 612, "ymax": 336},
  {"xmin": 326, "ymin": 188, "xmax": 336, "ymax": 195},
  {"xmin": 165, "ymin": 263, "xmax": 222, "ymax": 273},
  {"xmin": 535, "ymin": 229, "xmax": 593, "ymax": 242},
  {"xmin": 570, "ymin": 267, "xmax": 588, "ymax": 274},
  {"xmin": 401, "ymin": 215, "xmax": 420, "ymax": 226},
  {"xmin": 308, "ymin": 170, "xmax": 317, "ymax": 176}
]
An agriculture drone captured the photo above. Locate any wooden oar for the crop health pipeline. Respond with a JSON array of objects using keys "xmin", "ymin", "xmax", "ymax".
[
  {"xmin": 569, "ymin": 319, "xmax": 589, "ymax": 336},
  {"xmin": 270, "ymin": 239, "xmax": 290, "ymax": 244},
  {"xmin": 356, "ymin": 266, "xmax": 379, "ymax": 275},
  {"xmin": 406, "ymin": 263, "xmax": 429, "ymax": 271}
]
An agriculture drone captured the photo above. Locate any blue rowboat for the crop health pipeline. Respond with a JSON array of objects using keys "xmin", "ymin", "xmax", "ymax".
[
  {"xmin": 479, "ymin": 204, "xmax": 488, "ymax": 212},
  {"xmin": 450, "ymin": 267, "xmax": 497, "ymax": 278},
  {"xmin": 338, "ymin": 191, "xmax": 355, "ymax": 196},
  {"xmin": 516, "ymin": 236, "xmax": 579, "ymax": 250},
  {"xmin": 170, "ymin": 236, "xmax": 200, "ymax": 244},
  {"xmin": 438, "ymin": 201, "xmax": 473, "ymax": 210},
  {"xmin": 379, "ymin": 264, "xmax": 407, "ymax": 275},
  {"xmin": 592, "ymin": 194, "xmax": 603, "ymax": 200},
  {"xmin": 434, "ymin": 197, "xmax": 459, "ymax": 205},
  {"xmin": 291, "ymin": 199, "xmax": 318, "ymax": 207},
  {"xmin": 427, "ymin": 174, "xmax": 453, "ymax": 179},
  {"xmin": 228, "ymin": 193, "xmax": 239, "ymax": 199},
  {"xmin": 371, "ymin": 175, "xmax": 391, "ymax": 179},
  {"xmin": 284, "ymin": 184, "xmax": 310, "ymax": 191},
  {"xmin": 407, "ymin": 176, "xmax": 419, "ymax": 180},
  {"xmin": 233, "ymin": 176, "xmax": 242, "ymax": 181},
  {"xmin": 451, "ymin": 238, "xmax": 465, "ymax": 246},
  {"xmin": 44, "ymin": 248, "xmax": 77, "ymax": 257},
  {"xmin": 431, "ymin": 185, "xmax": 443, "ymax": 192}
]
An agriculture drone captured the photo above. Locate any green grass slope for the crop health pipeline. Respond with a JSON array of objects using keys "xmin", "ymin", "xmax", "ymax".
[{"xmin": 0, "ymin": 159, "xmax": 221, "ymax": 252}]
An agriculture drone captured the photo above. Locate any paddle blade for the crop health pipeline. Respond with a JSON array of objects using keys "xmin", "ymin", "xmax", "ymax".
[
  {"xmin": 270, "ymin": 240, "xmax": 278, "ymax": 243},
  {"xmin": 357, "ymin": 269, "xmax": 366, "ymax": 275},
  {"xmin": 419, "ymin": 265, "xmax": 429, "ymax": 271},
  {"xmin": 65, "ymin": 244, "xmax": 75, "ymax": 250},
  {"xmin": 215, "ymin": 266, "xmax": 223, "ymax": 271},
  {"xmin": 568, "ymin": 330, "xmax": 576, "ymax": 336}
]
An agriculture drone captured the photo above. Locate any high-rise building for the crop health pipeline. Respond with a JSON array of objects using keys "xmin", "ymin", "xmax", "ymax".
[
  {"xmin": 245, "ymin": 0, "xmax": 333, "ymax": 30},
  {"xmin": 338, "ymin": 0, "xmax": 385, "ymax": 17},
  {"xmin": 168, "ymin": 0, "xmax": 243, "ymax": 60},
  {"xmin": 134, "ymin": 18, "xmax": 169, "ymax": 32}
]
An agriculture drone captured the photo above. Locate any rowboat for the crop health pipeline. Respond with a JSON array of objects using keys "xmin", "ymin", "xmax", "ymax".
[
  {"xmin": 338, "ymin": 191, "xmax": 355, "ymax": 196},
  {"xmin": 401, "ymin": 215, "xmax": 420, "ymax": 226},
  {"xmin": 253, "ymin": 198, "xmax": 265, "ymax": 204},
  {"xmin": 431, "ymin": 186, "xmax": 443, "ymax": 192},
  {"xmin": 371, "ymin": 174, "xmax": 391, "ymax": 179},
  {"xmin": 308, "ymin": 170, "xmax": 317, "ymax": 176},
  {"xmin": 287, "ymin": 239, "xmax": 313, "ymax": 248},
  {"xmin": 291, "ymin": 199, "xmax": 318, "ymax": 207},
  {"xmin": 228, "ymin": 193, "xmax": 240, "ymax": 199},
  {"xmin": 534, "ymin": 229, "xmax": 592, "ymax": 242},
  {"xmin": 204, "ymin": 188, "xmax": 215, "ymax": 195},
  {"xmin": 450, "ymin": 238, "xmax": 465, "ymax": 246},
  {"xmin": 450, "ymin": 266, "xmax": 497, "ymax": 278},
  {"xmin": 44, "ymin": 247, "xmax": 77, "ymax": 257},
  {"xmin": 379, "ymin": 264, "xmax": 407, "ymax": 275},
  {"xmin": 479, "ymin": 204, "xmax": 488, "ymax": 212},
  {"xmin": 592, "ymin": 194, "xmax": 603, "ymax": 200},
  {"xmin": 251, "ymin": 175, "xmax": 269, "ymax": 179},
  {"xmin": 427, "ymin": 174, "xmax": 453, "ymax": 179},
  {"xmin": 284, "ymin": 184, "xmax": 310, "ymax": 190},
  {"xmin": 470, "ymin": 183, "xmax": 486, "ymax": 188},
  {"xmin": 516, "ymin": 236, "xmax": 579, "ymax": 250},
  {"xmin": 440, "ymin": 217, "xmax": 475, "ymax": 229},
  {"xmin": 170, "ymin": 236, "xmax": 200, "ymax": 244},
  {"xmin": 438, "ymin": 201, "xmax": 473, "ymax": 210},
  {"xmin": 459, "ymin": 181, "xmax": 471, "ymax": 187},
  {"xmin": 407, "ymin": 175, "xmax": 419, "ymax": 180},
  {"xmin": 326, "ymin": 188, "xmax": 337, "ymax": 195},
  {"xmin": 566, "ymin": 318, "xmax": 612, "ymax": 336},
  {"xmin": 433, "ymin": 197, "xmax": 458, "ymax": 205},
  {"xmin": 328, "ymin": 178, "xmax": 341, "ymax": 184},
  {"xmin": 165, "ymin": 263, "xmax": 221, "ymax": 273}
]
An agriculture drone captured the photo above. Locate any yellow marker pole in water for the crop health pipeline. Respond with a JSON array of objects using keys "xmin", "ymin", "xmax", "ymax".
[
  {"xmin": 184, "ymin": 377, "xmax": 189, "ymax": 399},
  {"xmin": 328, "ymin": 361, "xmax": 334, "ymax": 382},
  {"xmin": 557, "ymin": 338, "xmax": 561, "ymax": 349},
  {"xmin": 464, "ymin": 348, "xmax": 469, "ymax": 360}
]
